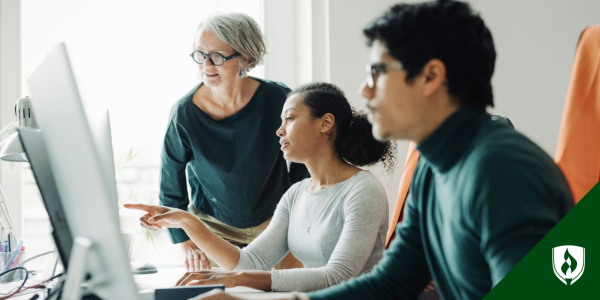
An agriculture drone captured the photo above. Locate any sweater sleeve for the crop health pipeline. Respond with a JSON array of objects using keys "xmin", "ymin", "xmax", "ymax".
[
  {"xmin": 233, "ymin": 189, "xmax": 293, "ymax": 271},
  {"xmin": 159, "ymin": 109, "xmax": 193, "ymax": 244},
  {"xmin": 471, "ymin": 149, "xmax": 573, "ymax": 286},
  {"xmin": 271, "ymin": 178, "xmax": 389, "ymax": 292},
  {"xmin": 307, "ymin": 189, "xmax": 432, "ymax": 299}
]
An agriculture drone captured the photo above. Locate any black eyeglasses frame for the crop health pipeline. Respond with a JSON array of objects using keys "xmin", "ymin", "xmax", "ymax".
[{"xmin": 190, "ymin": 50, "xmax": 241, "ymax": 66}]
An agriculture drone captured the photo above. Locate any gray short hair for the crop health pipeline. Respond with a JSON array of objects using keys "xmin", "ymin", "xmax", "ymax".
[{"xmin": 196, "ymin": 13, "xmax": 267, "ymax": 76}]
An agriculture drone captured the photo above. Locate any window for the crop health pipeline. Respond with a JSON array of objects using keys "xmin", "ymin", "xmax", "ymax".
[{"xmin": 21, "ymin": 0, "xmax": 262, "ymax": 265}]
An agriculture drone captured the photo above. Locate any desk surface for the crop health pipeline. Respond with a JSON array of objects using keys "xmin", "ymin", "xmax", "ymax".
[{"xmin": 10, "ymin": 267, "xmax": 290, "ymax": 299}]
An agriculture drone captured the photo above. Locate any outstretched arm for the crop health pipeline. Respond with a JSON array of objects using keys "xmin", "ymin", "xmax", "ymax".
[
  {"xmin": 167, "ymin": 189, "xmax": 297, "ymax": 291},
  {"xmin": 124, "ymin": 204, "xmax": 241, "ymax": 270}
]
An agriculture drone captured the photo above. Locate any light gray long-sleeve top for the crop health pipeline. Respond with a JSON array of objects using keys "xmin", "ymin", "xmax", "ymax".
[{"xmin": 233, "ymin": 170, "xmax": 389, "ymax": 292}]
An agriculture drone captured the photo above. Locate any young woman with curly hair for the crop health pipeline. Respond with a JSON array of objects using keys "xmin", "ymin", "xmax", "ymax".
[{"xmin": 125, "ymin": 82, "xmax": 396, "ymax": 292}]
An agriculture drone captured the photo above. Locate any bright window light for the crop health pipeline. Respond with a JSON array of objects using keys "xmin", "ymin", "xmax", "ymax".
[{"xmin": 21, "ymin": 0, "xmax": 262, "ymax": 265}]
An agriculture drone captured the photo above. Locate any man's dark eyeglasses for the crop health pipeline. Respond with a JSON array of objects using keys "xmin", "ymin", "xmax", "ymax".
[{"xmin": 365, "ymin": 62, "xmax": 403, "ymax": 88}]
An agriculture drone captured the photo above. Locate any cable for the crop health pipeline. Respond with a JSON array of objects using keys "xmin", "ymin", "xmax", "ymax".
[
  {"xmin": 0, "ymin": 269, "xmax": 63, "ymax": 300},
  {"xmin": 45, "ymin": 277, "xmax": 65, "ymax": 300},
  {"xmin": 15, "ymin": 250, "xmax": 56, "ymax": 269},
  {"xmin": 0, "ymin": 267, "xmax": 29, "ymax": 298},
  {"xmin": 52, "ymin": 254, "xmax": 59, "ymax": 278}
]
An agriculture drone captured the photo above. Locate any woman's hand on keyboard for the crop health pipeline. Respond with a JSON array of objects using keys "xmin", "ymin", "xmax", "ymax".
[
  {"xmin": 182, "ymin": 239, "xmax": 212, "ymax": 271},
  {"xmin": 176, "ymin": 270, "xmax": 241, "ymax": 288}
]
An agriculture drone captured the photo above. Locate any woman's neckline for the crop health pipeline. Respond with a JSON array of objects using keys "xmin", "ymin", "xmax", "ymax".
[
  {"xmin": 192, "ymin": 76, "xmax": 263, "ymax": 123},
  {"xmin": 304, "ymin": 170, "xmax": 364, "ymax": 194}
]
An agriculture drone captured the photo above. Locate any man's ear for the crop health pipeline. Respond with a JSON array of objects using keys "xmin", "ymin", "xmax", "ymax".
[
  {"xmin": 320, "ymin": 113, "xmax": 336, "ymax": 134},
  {"xmin": 422, "ymin": 59, "xmax": 447, "ymax": 97}
]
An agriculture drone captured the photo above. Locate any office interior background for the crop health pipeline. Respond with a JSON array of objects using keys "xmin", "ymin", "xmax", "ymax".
[{"xmin": 1, "ymin": 0, "xmax": 599, "ymax": 266}]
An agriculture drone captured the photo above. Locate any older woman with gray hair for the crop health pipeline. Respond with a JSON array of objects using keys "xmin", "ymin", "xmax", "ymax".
[{"xmin": 138, "ymin": 12, "xmax": 307, "ymax": 270}]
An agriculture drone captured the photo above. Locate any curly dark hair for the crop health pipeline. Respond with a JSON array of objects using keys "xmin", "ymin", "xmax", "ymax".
[
  {"xmin": 363, "ymin": 0, "xmax": 496, "ymax": 111},
  {"xmin": 289, "ymin": 82, "xmax": 396, "ymax": 172}
]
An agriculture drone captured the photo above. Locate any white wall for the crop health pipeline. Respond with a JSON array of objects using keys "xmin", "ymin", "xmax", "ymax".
[
  {"xmin": 469, "ymin": 0, "xmax": 600, "ymax": 156},
  {"xmin": 265, "ymin": 0, "xmax": 600, "ymax": 222},
  {"xmin": 263, "ymin": 0, "xmax": 331, "ymax": 87}
]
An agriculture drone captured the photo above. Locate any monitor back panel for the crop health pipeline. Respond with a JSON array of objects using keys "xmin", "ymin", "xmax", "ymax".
[{"xmin": 27, "ymin": 43, "xmax": 139, "ymax": 300}]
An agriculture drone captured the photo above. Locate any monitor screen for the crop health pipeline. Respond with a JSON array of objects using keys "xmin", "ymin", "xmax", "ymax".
[{"xmin": 18, "ymin": 127, "xmax": 73, "ymax": 270}]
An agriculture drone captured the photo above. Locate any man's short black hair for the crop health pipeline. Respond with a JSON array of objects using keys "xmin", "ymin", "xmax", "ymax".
[{"xmin": 364, "ymin": 0, "xmax": 496, "ymax": 110}]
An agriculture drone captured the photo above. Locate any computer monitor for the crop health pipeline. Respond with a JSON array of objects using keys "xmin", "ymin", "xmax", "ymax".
[
  {"xmin": 27, "ymin": 42, "xmax": 139, "ymax": 300},
  {"xmin": 86, "ymin": 109, "xmax": 119, "ymax": 214},
  {"xmin": 18, "ymin": 127, "xmax": 73, "ymax": 271}
]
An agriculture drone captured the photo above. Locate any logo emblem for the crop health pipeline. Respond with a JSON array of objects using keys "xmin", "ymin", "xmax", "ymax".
[{"xmin": 552, "ymin": 245, "xmax": 585, "ymax": 285}]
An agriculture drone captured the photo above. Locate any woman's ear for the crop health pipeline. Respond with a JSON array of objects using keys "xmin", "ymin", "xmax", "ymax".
[
  {"xmin": 237, "ymin": 57, "xmax": 249, "ymax": 73},
  {"xmin": 320, "ymin": 113, "xmax": 336, "ymax": 134}
]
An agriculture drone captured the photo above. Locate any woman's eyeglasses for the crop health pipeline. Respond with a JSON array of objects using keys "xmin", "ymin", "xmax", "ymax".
[{"xmin": 190, "ymin": 50, "xmax": 241, "ymax": 66}]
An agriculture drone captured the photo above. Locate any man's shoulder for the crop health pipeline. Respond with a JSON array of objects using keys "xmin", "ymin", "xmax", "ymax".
[
  {"xmin": 467, "ymin": 121, "xmax": 554, "ymax": 175},
  {"xmin": 460, "ymin": 121, "xmax": 571, "ymax": 206}
]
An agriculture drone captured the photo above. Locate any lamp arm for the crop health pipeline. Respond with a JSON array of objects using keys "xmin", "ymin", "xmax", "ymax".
[
  {"xmin": 0, "ymin": 211, "xmax": 5, "ymax": 242},
  {"xmin": 0, "ymin": 185, "xmax": 13, "ymax": 229},
  {"xmin": 0, "ymin": 120, "xmax": 16, "ymax": 137},
  {"xmin": 0, "ymin": 209, "xmax": 5, "ymax": 229}
]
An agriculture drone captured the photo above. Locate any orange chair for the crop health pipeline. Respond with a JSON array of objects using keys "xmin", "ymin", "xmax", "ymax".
[
  {"xmin": 385, "ymin": 142, "xmax": 419, "ymax": 248},
  {"xmin": 555, "ymin": 25, "xmax": 600, "ymax": 204}
]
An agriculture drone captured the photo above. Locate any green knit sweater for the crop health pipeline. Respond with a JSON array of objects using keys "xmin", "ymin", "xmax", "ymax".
[{"xmin": 309, "ymin": 108, "xmax": 573, "ymax": 300}]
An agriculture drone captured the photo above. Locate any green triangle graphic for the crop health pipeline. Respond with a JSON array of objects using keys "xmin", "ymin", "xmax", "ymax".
[{"xmin": 484, "ymin": 182, "xmax": 600, "ymax": 299}]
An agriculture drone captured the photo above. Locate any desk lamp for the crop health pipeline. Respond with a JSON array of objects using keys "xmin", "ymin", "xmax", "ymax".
[{"xmin": 0, "ymin": 97, "xmax": 36, "ymax": 250}]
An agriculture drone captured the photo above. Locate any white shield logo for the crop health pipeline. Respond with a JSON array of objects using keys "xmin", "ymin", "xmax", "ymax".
[{"xmin": 552, "ymin": 245, "xmax": 585, "ymax": 285}]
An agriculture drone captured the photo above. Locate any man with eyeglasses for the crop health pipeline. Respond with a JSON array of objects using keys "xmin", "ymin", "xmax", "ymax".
[
  {"xmin": 195, "ymin": 1, "xmax": 573, "ymax": 300},
  {"xmin": 304, "ymin": 1, "xmax": 574, "ymax": 300}
]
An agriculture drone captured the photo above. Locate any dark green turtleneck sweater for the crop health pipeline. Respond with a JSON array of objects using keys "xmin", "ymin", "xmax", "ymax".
[{"xmin": 308, "ymin": 108, "xmax": 573, "ymax": 300}]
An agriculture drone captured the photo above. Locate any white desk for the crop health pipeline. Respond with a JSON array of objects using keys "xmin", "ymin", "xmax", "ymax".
[{"xmin": 10, "ymin": 266, "xmax": 290, "ymax": 299}]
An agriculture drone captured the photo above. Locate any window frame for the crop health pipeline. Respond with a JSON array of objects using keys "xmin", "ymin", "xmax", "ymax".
[{"xmin": 0, "ymin": 0, "xmax": 24, "ymax": 241}]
